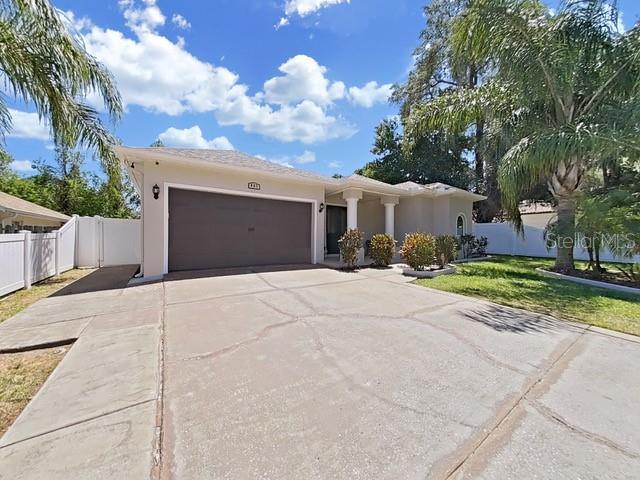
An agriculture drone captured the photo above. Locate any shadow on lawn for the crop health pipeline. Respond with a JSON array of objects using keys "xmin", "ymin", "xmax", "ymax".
[{"xmin": 461, "ymin": 303, "xmax": 576, "ymax": 335}]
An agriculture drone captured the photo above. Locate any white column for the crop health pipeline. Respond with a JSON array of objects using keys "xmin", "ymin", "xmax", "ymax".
[
  {"xmin": 342, "ymin": 189, "xmax": 363, "ymax": 230},
  {"xmin": 384, "ymin": 203, "xmax": 395, "ymax": 238},
  {"xmin": 346, "ymin": 198, "xmax": 359, "ymax": 229}
]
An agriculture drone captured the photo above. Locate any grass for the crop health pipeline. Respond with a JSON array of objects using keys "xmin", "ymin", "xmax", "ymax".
[
  {"xmin": 416, "ymin": 256, "xmax": 640, "ymax": 336},
  {"xmin": 0, "ymin": 269, "xmax": 95, "ymax": 324},
  {"xmin": 0, "ymin": 347, "xmax": 67, "ymax": 437}
]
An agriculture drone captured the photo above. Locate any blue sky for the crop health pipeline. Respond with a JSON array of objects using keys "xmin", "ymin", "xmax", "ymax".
[{"xmin": 5, "ymin": 0, "xmax": 640, "ymax": 178}]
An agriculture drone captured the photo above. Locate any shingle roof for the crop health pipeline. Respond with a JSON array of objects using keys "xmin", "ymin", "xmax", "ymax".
[
  {"xmin": 116, "ymin": 147, "xmax": 337, "ymax": 185},
  {"xmin": 115, "ymin": 147, "xmax": 486, "ymax": 201},
  {"xmin": 519, "ymin": 201, "xmax": 555, "ymax": 215},
  {"xmin": 0, "ymin": 191, "xmax": 70, "ymax": 221}
]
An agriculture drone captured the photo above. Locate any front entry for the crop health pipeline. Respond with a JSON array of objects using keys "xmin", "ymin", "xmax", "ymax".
[{"xmin": 326, "ymin": 205, "xmax": 347, "ymax": 255}]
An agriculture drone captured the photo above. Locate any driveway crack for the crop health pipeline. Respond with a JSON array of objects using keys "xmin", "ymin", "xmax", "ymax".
[{"xmin": 527, "ymin": 399, "xmax": 640, "ymax": 460}]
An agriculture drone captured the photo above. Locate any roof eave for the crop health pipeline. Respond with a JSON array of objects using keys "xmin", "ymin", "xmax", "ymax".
[{"xmin": 115, "ymin": 146, "xmax": 337, "ymax": 188}]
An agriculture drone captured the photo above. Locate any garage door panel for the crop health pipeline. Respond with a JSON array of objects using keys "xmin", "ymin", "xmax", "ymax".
[{"xmin": 168, "ymin": 188, "xmax": 312, "ymax": 271}]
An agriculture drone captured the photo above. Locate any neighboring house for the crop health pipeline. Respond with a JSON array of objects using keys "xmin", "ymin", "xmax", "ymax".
[
  {"xmin": 519, "ymin": 200, "xmax": 556, "ymax": 229},
  {"xmin": 116, "ymin": 147, "xmax": 486, "ymax": 280},
  {"xmin": 0, "ymin": 191, "xmax": 70, "ymax": 233}
]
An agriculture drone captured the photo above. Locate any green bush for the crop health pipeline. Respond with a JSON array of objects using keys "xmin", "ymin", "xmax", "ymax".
[
  {"xmin": 369, "ymin": 233, "xmax": 396, "ymax": 267},
  {"xmin": 435, "ymin": 235, "xmax": 458, "ymax": 268},
  {"xmin": 338, "ymin": 228, "xmax": 364, "ymax": 269},
  {"xmin": 399, "ymin": 232, "xmax": 435, "ymax": 270}
]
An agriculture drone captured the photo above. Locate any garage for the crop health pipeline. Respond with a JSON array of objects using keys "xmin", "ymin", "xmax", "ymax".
[{"xmin": 168, "ymin": 188, "xmax": 312, "ymax": 271}]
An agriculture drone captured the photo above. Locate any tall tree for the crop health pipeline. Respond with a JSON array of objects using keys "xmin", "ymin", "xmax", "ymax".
[
  {"xmin": 407, "ymin": 0, "xmax": 640, "ymax": 272},
  {"xmin": 391, "ymin": 0, "xmax": 503, "ymax": 221},
  {"xmin": 0, "ymin": 0, "xmax": 122, "ymax": 162},
  {"xmin": 356, "ymin": 118, "xmax": 472, "ymax": 188}
]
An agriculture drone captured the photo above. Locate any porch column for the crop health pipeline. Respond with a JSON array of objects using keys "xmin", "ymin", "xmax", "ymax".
[
  {"xmin": 343, "ymin": 189, "xmax": 363, "ymax": 230},
  {"xmin": 380, "ymin": 195, "xmax": 400, "ymax": 239}
]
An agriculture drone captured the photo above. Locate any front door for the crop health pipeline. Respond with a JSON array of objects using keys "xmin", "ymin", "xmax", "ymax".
[{"xmin": 326, "ymin": 205, "xmax": 347, "ymax": 255}]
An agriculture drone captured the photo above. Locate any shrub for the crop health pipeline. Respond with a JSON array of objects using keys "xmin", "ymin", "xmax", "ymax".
[
  {"xmin": 435, "ymin": 235, "xmax": 458, "ymax": 268},
  {"xmin": 369, "ymin": 233, "xmax": 396, "ymax": 267},
  {"xmin": 338, "ymin": 228, "xmax": 364, "ymax": 269},
  {"xmin": 399, "ymin": 232, "xmax": 435, "ymax": 270},
  {"xmin": 459, "ymin": 234, "xmax": 489, "ymax": 258}
]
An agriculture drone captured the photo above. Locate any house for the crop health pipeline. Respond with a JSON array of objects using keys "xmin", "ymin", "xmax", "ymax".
[
  {"xmin": 116, "ymin": 147, "xmax": 486, "ymax": 280},
  {"xmin": 519, "ymin": 200, "xmax": 556, "ymax": 229},
  {"xmin": 0, "ymin": 191, "xmax": 70, "ymax": 233}
]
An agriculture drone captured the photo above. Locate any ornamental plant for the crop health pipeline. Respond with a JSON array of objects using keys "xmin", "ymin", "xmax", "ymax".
[
  {"xmin": 369, "ymin": 233, "xmax": 396, "ymax": 267},
  {"xmin": 435, "ymin": 235, "xmax": 458, "ymax": 268},
  {"xmin": 338, "ymin": 228, "xmax": 363, "ymax": 269},
  {"xmin": 399, "ymin": 232, "xmax": 435, "ymax": 271}
]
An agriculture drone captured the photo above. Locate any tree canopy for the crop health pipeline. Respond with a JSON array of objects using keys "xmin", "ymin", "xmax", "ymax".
[
  {"xmin": 405, "ymin": 0, "xmax": 640, "ymax": 271},
  {"xmin": 0, "ymin": 0, "xmax": 122, "ymax": 163}
]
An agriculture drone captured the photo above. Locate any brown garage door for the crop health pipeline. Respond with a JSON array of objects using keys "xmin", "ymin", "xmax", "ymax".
[{"xmin": 168, "ymin": 188, "xmax": 312, "ymax": 271}]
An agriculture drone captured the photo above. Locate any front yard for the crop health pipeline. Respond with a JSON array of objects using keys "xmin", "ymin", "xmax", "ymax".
[
  {"xmin": 0, "ymin": 347, "xmax": 67, "ymax": 437},
  {"xmin": 418, "ymin": 256, "xmax": 640, "ymax": 336}
]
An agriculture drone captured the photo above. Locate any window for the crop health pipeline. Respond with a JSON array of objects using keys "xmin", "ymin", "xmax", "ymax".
[{"xmin": 456, "ymin": 215, "xmax": 465, "ymax": 237}]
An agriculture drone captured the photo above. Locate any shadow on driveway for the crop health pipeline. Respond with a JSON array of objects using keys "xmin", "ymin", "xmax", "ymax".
[{"xmin": 49, "ymin": 265, "xmax": 140, "ymax": 297}]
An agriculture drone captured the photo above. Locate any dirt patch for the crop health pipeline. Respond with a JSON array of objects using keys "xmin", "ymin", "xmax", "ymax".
[
  {"xmin": 0, "ymin": 346, "xmax": 68, "ymax": 437},
  {"xmin": 547, "ymin": 268, "xmax": 639, "ymax": 290}
]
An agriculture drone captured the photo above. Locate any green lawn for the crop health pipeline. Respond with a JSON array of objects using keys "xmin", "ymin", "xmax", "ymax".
[{"xmin": 416, "ymin": 256, "xmax": 640, "ymax": 336}]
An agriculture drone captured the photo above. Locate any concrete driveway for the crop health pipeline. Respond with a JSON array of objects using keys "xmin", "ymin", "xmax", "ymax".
[{"xmin": 1, "ymin": 266, "xmax": 639, "ymax": 479}]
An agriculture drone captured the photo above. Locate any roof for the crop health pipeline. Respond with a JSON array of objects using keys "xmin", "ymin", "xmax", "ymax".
[
  {"xmin": 519, "ymin": 201, "xmax": 555, "ymax": 215},
  {"xmin": 115, "ymin": 146, "xmax": 486, "ymax": 201},
  {"xmin": 0, "ymin": 191, "xmax": 70, "ymax": 222},
  {"xmin": 115, "ymin": 147, "xmax": 336, "ymax": 186}
]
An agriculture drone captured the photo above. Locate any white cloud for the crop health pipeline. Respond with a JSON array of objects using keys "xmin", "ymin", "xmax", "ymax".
[
  {"xmin": 256, "ymin": 150, "xmax": 315, "ymax": 168},
  {"xmin": 295, "ymin": 150, "xmax": 316, "ymax": 164},
  {"xmin": 69, "ymin": 2, "xmax": 385, "ymax": 144},
  {"xmin": 255, "ymin": 154, "xmax": 293, "ymax": 168},
  {"xmin": 158, "ymin": 126, "xmax": 234, "ymax": 150},
  {"xmin": 348, "ymin": 81, "xmax": 393, "ymax": 108},
  {"xmin": 263, "ymin": 55, "xmax": 345, "ymax": 106},
  {"xmin": 119, "ymin": 0, "xmax": 165, "ymax": 35},
  {"xmin": 285, "ymin": 0, "xmax": 350, "ymax": 17},
  {"xmin": 10, "ymin": 160, "xmax": 34, "ymax": 172},
  {"xmin": 171, "ymin": 13, "xmax": 191, "ymax": 30},
  {"xmin": 328, "ymin": 160, "xmax": 342, "ymax": 169},
  {"xmin": 7, "ymin": 109, "xmax": 50, "ymax": 140}
]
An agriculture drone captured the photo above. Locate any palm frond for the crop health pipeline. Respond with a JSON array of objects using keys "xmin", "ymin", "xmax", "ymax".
[{"xmin": 0, "ymin": 0, "xmax": 122, "ymax": 164}]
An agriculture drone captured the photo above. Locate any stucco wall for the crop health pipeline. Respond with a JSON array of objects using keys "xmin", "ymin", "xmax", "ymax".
[
  {"xmin": 141, "ymin": 160, "xmax": 325, "ymax": 278},
  {"xmin": 447, "ymin": 196, "xmax": 474, "ymax": 236},
  {"xmin": 395, "ymin": 195, "xmax": 475, "ymax": 240},
  {"xmin": 357, "ymin": 199, "xmax": 385, "ymax": 241}
]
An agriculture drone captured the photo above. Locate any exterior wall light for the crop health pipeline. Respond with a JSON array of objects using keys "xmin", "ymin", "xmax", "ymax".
[
  {"xmin": 152, "ymin": 184, "xmax": 160, "ymax": 200},
  {"xmin": 319, "ymin": 202, "xmax": 325, "ymax": 213}
]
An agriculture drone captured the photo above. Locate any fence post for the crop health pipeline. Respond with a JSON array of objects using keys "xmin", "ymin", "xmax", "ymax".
[
  {"xmin": 54, "ymin": 229, "xmax": 61, "ymax": 276},
  {"xmin": 21, "ymin": 230, "xmax": 32, "ymax": 290},
  {"xmin": 72, "ymin": 214, "xmax": 79, "ymax": 268}
]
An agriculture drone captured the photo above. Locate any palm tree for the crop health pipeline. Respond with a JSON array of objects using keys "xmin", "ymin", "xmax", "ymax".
[
  {"xmin": 406, "ymin": 0, "xmax": 640, "ymax": 272},
  {"xmin": 0, "ymin": 0, "xmax": 122, "ymax": 162}
]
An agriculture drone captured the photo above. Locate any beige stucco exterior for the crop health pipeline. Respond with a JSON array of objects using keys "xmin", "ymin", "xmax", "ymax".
[
  {"xmin": 116, "ymin": 147, "xmax": 484, "ymax": 279},
  {"xmin": 140, "ymin": 160, "xmax": 325, "ymax": 278}
]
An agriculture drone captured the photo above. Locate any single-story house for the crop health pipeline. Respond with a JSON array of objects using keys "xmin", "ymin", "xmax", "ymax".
[
  {"xmin": 0, "ymin": 191, "xmax": 70, "ymax": 233},
  {"xmin": 518, "ymin": 200, "xmax": 556, "ymax": 229},
  {"xmin": 116, "ymin": 147, "xmax": 486, "ymax": 281}
]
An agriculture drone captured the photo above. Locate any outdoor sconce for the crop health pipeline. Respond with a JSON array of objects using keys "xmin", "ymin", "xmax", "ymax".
[
  {"xmin": 319, "ymin": 202, "xmax": 325, "ymax": 213},
  {"xmin": 152, "ymin": 184, "xmax": 160, "ymax": 200}
]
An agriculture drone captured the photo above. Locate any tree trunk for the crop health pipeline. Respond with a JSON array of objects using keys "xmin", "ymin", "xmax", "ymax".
[{"xmin": 554, "ymin": 196, "xmax": 576, "ymax": 272}]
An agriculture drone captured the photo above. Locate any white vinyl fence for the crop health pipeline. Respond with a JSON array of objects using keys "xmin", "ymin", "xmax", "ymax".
[
  {"xmin": 474, "ymin": 222, "xmax": 640, "ymax": 264},
  {"xmin": 0, "ymin": 215, "xmax": 141, "ymax": 297}
]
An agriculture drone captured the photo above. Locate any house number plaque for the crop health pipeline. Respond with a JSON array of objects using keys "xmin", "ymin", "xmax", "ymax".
[{"xmin": 248, "ymin": 182, "xmax": 261, "ymax": 190}]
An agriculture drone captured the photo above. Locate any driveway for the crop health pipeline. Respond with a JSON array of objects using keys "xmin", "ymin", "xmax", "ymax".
[{"xmin": 1, "ymin": 266, "xmax": 639, "ymax": 479}]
